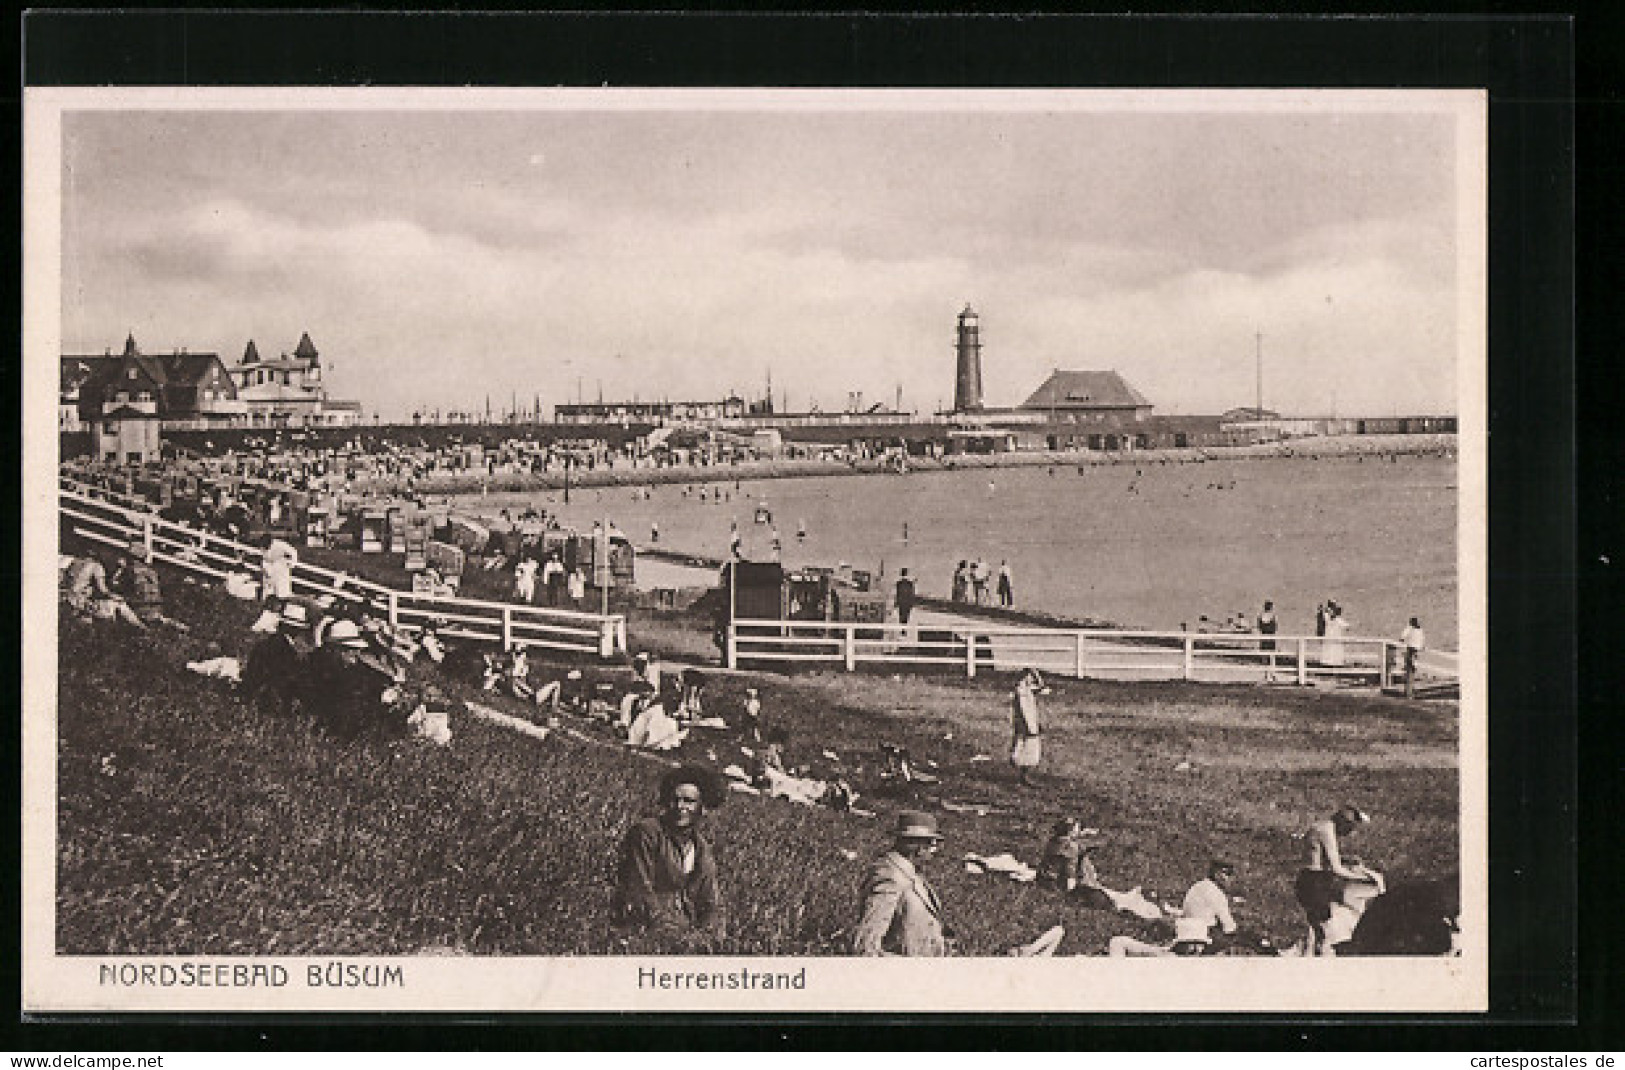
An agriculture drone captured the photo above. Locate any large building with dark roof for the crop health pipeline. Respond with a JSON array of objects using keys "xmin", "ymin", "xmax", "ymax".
[
  {"xmin": 1018, "ymin": 369, "xmax": 1154, "ymax": 424},
  {"xmin": 60, "ymin": 333, "xmax": 245, "ymax": 432}
]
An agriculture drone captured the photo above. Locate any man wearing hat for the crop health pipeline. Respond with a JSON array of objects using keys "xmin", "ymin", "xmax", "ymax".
[
  {"xmin": 852, "ymin": 810, "xmax": 949, "ymax": 956},
  {"xmin": 610, "ymin": 765, "xmax": 727, "ymax": 946},
  {"xmin": 242, "ymin": 599, "xmax": 312, "ymax": 716},
  {"xmin": 307, "ymin": 618, "xmax": 399, "ymax": 740}
]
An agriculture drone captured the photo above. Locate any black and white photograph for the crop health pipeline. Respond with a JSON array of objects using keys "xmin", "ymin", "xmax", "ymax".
[{"xmin": 23, "ymin": 86, "xmax": 1487, "ymax": 1013}]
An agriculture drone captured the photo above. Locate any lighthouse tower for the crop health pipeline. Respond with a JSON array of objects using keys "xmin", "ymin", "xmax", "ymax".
[{"xmin": 953, "ymin": 304, "xmax": 984, "ymax": 412}]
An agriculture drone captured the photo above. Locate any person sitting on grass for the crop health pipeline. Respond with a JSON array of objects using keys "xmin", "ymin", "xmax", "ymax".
[
  {"xmin": 1038, "ymin": 818, "xmax": 1093, "ymax": 892},
  {"xmin": 740, "ymin": 686, "xmax": 763, "ymax": 743},
  {"xmin": 1170, "ymin": 860, "xmax": 1240, "ymax": 955},
  {"xmin": 506, "ymin": 645, "xmax": 534, "ymax": 701},
  {"xmin": 610, "ymin": 765, "xmax": 728, "ymax": 948},
  {"xmin": 851, "ymin": 809, "xmax": 950, "ymax": 957},
  {"xmin": 1295, "ymin": 805, "xmax": 1379, "ymax": 957},
  {"xmin": 61, "ymin": 549, "xmax": 122, "ymax": 623},
  {"xmin": 109, "ymin": 541, "xmax": 183, "ymax": 630},
  {"xmin": 241, "ymin": 600, "xmax": 312, "ymax": 717},
  {"xmin": 750, "ymin": 727, "xmax": 789, "ymax": 788}
]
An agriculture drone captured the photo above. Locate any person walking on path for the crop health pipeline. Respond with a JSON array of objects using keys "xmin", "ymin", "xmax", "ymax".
[
  {"xmin": 894, "ymin": 568, "xmax": 917, "ymax": 626},
  {"xmin": 1400, "ymin": 617, "xmax": 1427, "ymax": 697},
  {"xmin": 610, "ymin": 765, "xmax": 728, "ymax": 945},
  {"xmin": 852, "ymin": 810, "xmax": 949, "ymax": 956},
  {"xmin": 996, "ymin": 560, "xmax": 1014, "ymax": 608},
  {"xmin": 1010, "ymin": 668, "xmax": 1047, "ymax": 787}
]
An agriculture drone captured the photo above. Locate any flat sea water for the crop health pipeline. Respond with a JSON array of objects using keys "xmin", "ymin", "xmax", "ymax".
[{"xmin": 471, "ymin": 453, "xmax": 1458, "ymax": 649}]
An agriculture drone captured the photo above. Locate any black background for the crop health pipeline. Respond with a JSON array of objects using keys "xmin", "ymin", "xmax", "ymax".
[{"xmin": 8, "ymin": 5, "xmax": 1600, "ymax": 1052}]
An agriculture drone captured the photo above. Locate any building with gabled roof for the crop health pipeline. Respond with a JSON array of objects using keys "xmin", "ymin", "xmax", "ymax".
[
  {"xmin": 1019, "ymin": 369, "xmax": 1154, "ymax": 423},
  {"xmin": 61, "ymin": 333, "xmax": 245, "ymax": 431}
]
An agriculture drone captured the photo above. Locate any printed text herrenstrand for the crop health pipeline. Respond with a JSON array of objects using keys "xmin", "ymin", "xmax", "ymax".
[{"xmin": 638, "ymin": 966, "xmax": 807, "ymax": 991}]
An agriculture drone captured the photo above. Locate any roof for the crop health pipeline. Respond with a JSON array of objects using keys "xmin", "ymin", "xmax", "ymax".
[
  {"xmin": 243, "ymin": 340, "xmax": 262, "ymax": 364},
  {"xmin": 151, "ymin": 352, "xmax": 228, "ymax": 385},
  {"xmin": 61, "ymin": 355, "xmax": 114, "ymax": 393},
  {"xmin": 293, "ymin": 332, "xmax": 319, "ymax": 360},
  {"xmin": 1020, "ymin": 370, "xmax": 1152, "ymax": 411}
]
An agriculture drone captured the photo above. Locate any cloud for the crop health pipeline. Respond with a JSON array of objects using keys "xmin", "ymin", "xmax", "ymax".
[{"xmin": 58, "ymin": 106, "xmax": 1467, "ymax": 420}]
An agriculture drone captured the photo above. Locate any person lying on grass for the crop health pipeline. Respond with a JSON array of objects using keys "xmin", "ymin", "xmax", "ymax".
[
  {"xmin": 610, "ymin": 765, "xmax": 727, "ymax": 948},
  {"xmin": 305, "ymin": 619, "xmax": 410, "ymax": 742}
]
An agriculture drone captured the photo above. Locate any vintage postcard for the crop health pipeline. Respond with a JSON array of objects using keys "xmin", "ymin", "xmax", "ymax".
[{"xmin": 23, "ymin": 87, "xmax": 1487, "ymax": 1013}]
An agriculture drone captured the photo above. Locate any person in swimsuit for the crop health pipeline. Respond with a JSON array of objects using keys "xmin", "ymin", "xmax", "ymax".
[{"xmin": 1295, "ymin": 805, "xmax": 1376, "ymax": 956}]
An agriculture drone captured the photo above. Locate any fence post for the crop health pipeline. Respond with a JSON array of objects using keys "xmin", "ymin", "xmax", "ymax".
[
  {"xmin": 1182, "ymin": 635, "xmax": 1194, "ymax": 681},
  {"xmin": 502, "ymin": 606, "xmax": 513, "ymax": 649},
  {"xmin": 965, "ymin": 631, "xmax": 977, "ymax": 679},
  {"xmin": 599, "ymin": 620, "xmax": 614, "ymax": 659},
  {"xmin": 1296, "ymin": 637, "xmax": 1308, "ymax": 686},
  {"xmin": 1380, "ymin": 642, "xmax": 1392, "ymax": 691},
  {"xmin": 143, "ymin": 514, "xmax": 154, "ymax": 558},
  {"xmin": 387, "ymin": 591, "xmax": 399, "ymax": 627},
  {"xmin": 844, "ymin": 625, "xmax": 856, "ymax": 672},
  {"xmin": 1074, "ymin": 631, "xmax": 1085, "ymax": 679},
  {"xmin": 726, "ymin": 622, "xmax": 738, "ymax": 669},
  {"xmin": 616, "ymin": 618, "xmax": 627, "ymax": 654}
]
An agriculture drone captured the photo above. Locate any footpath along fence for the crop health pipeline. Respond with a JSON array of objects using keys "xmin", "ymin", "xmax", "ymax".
[
  {"xmin": 726, "ymin": 619, "xmax": 1459, "ymax": 693},
  {"xmin": 60, "ymin": 487, "xmax": 628, "ymax": 659}
]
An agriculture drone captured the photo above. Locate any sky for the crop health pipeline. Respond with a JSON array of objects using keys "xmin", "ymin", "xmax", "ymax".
[{"xmin": 57, "ymin": 95, "xmax": 1472, "ymax": 421}]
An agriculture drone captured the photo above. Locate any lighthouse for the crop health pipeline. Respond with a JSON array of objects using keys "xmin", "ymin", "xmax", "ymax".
[{"xmin": 953, "ymin": 304, "xmax": 984, "ymax": 412}]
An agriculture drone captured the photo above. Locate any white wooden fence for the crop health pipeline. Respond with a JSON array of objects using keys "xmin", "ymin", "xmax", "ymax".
[
  {"xmin": 726, "ymin": 618, "xmax": 1458, "ymax": 692},
  {"xmin": 60, "ymin": 487, "xmax": 628, "ymax": 659}
]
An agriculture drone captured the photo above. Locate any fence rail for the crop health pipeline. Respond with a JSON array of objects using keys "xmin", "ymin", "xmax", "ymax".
[
  {"xmin": 60, "ymin": 487, "xmax": 628, "ymax": 659},
  {"xmin": 727, "ymin": 618, "xmax": 1458, "ymax": 692}
]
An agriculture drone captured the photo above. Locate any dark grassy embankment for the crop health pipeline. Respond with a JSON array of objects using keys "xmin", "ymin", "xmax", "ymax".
[{"xmin": 57, "ymin": 553, "xmax": 1458, "ymax": 956}]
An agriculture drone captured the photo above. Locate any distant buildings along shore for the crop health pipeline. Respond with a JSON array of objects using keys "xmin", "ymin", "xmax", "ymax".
[{"xmin": 59, "ymin": 307, "xmax": 1454, "ymax": 465}]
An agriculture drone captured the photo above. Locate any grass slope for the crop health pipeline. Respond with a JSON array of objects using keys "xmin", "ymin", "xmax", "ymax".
[{"xmin": 56, "ymin": 556, "xmax": 1457, "ymax": 957}]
